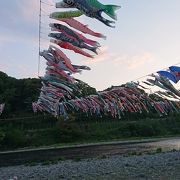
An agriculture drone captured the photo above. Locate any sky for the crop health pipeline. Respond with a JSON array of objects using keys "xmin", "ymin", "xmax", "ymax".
[{"xmin": 0, "ymin": 0, "xmax": 180, "ymax": 91}]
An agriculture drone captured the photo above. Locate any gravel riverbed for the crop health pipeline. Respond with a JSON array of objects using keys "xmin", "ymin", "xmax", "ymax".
[{"xmin": 0, "ymin": 151, "xmax": 180, "ymax": 180}]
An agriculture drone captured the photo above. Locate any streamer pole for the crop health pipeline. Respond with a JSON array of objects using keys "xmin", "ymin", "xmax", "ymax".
[{"xmin": 38, "ymin": 0, "xmax": 42, "ymax": 77}]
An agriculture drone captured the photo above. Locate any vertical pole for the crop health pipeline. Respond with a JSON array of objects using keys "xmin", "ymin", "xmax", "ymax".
[{"xmin": 38, "ymin": 0, "xmax": 42, "ymax": 77}]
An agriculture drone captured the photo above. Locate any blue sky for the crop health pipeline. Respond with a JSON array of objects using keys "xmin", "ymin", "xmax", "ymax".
[{"xmin": 0, "ymin": 0, "xmax": 180, "ymax": 90}]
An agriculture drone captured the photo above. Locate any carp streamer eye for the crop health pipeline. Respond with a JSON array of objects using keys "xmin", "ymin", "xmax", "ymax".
[{"xmin": 64, "ymin": 0, "xmax": 74, "ymax": 6}]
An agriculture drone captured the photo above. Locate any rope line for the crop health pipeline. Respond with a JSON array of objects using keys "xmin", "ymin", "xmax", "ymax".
[
  {"xmin": 41, "ymin": 8, "xmax": 51, "ymax": 16},
  {"xmin": 130, "ymin": 61, "xmax": 180, "ymax": 82},
  {"xmin": 41, "ymin": 1, "xmax": 54, "ymax": 6}
]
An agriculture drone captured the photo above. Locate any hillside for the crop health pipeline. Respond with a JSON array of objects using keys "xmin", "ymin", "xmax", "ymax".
[
  {"xmin": 0, "ymin": 72, "xmax": 96, "ymax": 118},
  {"xmin": 0, "ymin": 72, "xmax": 41, "ymax": 117}
]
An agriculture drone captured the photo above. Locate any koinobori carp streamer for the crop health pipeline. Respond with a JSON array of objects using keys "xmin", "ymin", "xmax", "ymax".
[
  {"xmin": 34, "ymin": 1, "xmax": 180, "ymax": 119},
  {"xmin": 58, "ymin": 0, "xmax": 120, "ymax": 27}
]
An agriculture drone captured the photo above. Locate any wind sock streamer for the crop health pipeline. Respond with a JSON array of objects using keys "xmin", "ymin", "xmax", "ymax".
[
  {"xmin": 52, "ymin": 18, "xmax": 106, "ymax": 39},
  {"xmin": 49, "ymin": 23, "xmax": 100, "ymax": 47},
  {"xmin": 48, "ymin": 45, "xmax": 77, "ymax": 73},
  {"xmin": 50, "ymin": 11, "xmax": 83, "ymax": 19},
  {"xmin": 169, "ymin": 66, "xmax": 180, "ymax": 82},
  {"xmin": 157, "ymin": 70, "xmax": 178, "ymax": 84},
  {"xmin": 35, "ymin": 1, "xmax": 171, "ymax": 120},
  {"xmin": 49, "ymin": 32, "xmax": 98, "ymax": 54},
  {"xmin": 50, "ymin": 39, "xmax": 94, "ymax": 58},
  {"xmin": 59, "ymin": 0, "xmax": 120, "ymax": 27}
]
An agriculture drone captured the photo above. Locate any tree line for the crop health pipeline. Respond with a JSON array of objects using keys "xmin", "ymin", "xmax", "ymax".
[{"xmin": 0, "ymin": 71, "xmax": 97, "ymax": 118}]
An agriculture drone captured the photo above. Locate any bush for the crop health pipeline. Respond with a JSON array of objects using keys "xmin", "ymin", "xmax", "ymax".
[
  {"xmin": 0, "ymin": 129, "xmax": 5, "ymax": 144},
  {"xmin": 117, "ymin": 120, "xmax": 167, "ymax": 138},
  {"xmin": 52, "ymin": 122, "xmax": 84, "ymax": 143},
  {"xmin": 2, "ymin": 129, "xmax": 29, "ymax": 148},
  {"xmin": 136, "ymin": 123, "xmax": 155, "ymax": 136}
]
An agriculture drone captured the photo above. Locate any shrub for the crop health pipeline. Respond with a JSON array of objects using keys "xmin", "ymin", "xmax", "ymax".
[
  {"xmin": 2, "ymin": 129, "xmax": 29, "ymax": 148},
  {"xmin": 0, "ymin": 129, "xmax": 5, "ymax": 144},
  {"xmin": 52, "ymin": 122, "xmax": 83, "ymax": 143}
]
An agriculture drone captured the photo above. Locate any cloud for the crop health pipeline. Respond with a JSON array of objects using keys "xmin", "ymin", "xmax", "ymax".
[
  {"xmin": 0, "ymin": 35, "xmax": 16, "ymax": 49},
  {"xmin": 0, "ymin": 0, "xmax": 40, "ymax": 49},
  {"xmin": 0, "ymin": 0, "xmax": 39, "ymax": 28},
  {"xmin": 0, "ymin": 33, "xmax": 38, "ymax": 49},
  {"xmin": 113, "ymin": 52, "xmax": 155, "ymax": 70},
  {"xmin": 19, "ymin": 0, "xmax": 39, "ymax": 23},
  {"xmin": 84, "ymin": 48, "xmax": 154, "ymax": 72},
  {"xmin": 84, "ymin": 48, "xmax": 154, "ymax": 71},
  {"xmin": 19, "ymin": 0, "xmax": 55, "ymax": 23},
  {"xmin": 0, "ymin": 62, "xmax": 38, "ymax": 78},
  {"xmin": 85, "ymin": 46, "xmax": 116, "ymax": 65}
]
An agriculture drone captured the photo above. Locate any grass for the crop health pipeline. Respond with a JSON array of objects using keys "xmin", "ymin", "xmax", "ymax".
[
  {"xmin": 0, "ymin": 114, "xmax": 180, "ymax": 151},
  {"xmin": 73, "ymin": 157, "xmax": 82, "ymax": 162},
  {"xmin": 156, "ymin": 148, "xmax": 162, "ymax": 153}
]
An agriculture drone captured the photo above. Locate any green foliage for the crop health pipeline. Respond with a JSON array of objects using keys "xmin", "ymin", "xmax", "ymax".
[
  {"xmin": 0, "ymin": 71, "xmax": 180, "ymax": 151},
  {"xmin": 0, "ymin": 71, "xmax": 41, "ymax": 117},
  {"xmin": 117, "ymin": 120, "xmax": 166, "ymax": 137},
  {"xmin": 0, "ymin": 115, "xmax": 180, "ymax": 151},
  {"xmin": 0, "ymin": 71, "xmax": 97, "ymax": 118},
  {"xmin": 156, "ymin": 147, "xmax": 162, "ymax": 153},
  {"xmin": 75, "ymin": 80, "xmax": 97, "ymax": 97},
  {"xmin": 1, "ymin": 129, "xmax": 30, "ymax": 148},
  {"xmin": 0, "ymin": 129, "xmax": 5, "ymax": 144},
  {"xmin": 73, "ymin": 157, "xmax": 81, "ymax": 162},
  {"xmin": 52, "ymin": 122, "xmax": 83, "ymax": 143}
]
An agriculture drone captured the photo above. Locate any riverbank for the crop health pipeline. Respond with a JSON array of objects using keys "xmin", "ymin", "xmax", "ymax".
[
  {"xmin": 0, "ymin": 137, "xmax": 180, "ymax": 167},
  {"xmin": 0, "ymin": 150, "xmax": 180, "ymax": 179}
]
